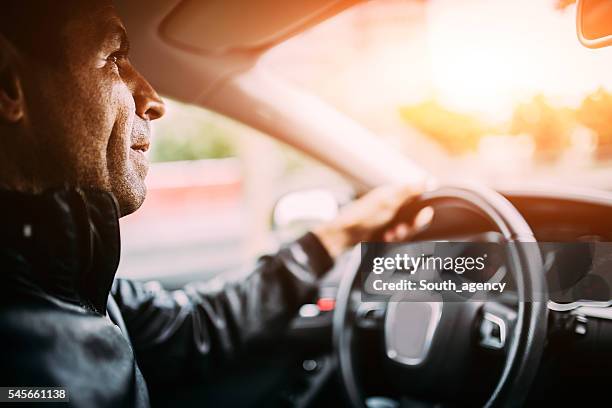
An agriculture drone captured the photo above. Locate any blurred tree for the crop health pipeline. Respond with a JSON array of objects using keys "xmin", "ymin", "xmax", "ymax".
[
  {"xmin": 509, "ymin": 94, "xmax": 574, "ymax": 162},
  {"xmin": 150, "ymin": 99, "xmax": 238, "ymax": 162},
  {"xmin": 399, "ymin": 100, "xmax": 490, "ymax": 154},
  {"xmin": 399, "ymin": 89, "xmax": 612, "ymax": 163},
  {"xmin": 555, "ymin": 0, "xmax": 576, "ymax": 10},
  {"xmin": 577, "ymin": 87, "xmax": 612, "ymax": 160},
  {"xmin": 152, "ymin": 129, "xmax": 236, "ymax": 162}
]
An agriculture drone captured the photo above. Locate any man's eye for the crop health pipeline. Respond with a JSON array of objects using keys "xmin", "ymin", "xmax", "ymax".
[{"xmin": 107, "ymin": 52, "xmax": 127, "ymax": 65}]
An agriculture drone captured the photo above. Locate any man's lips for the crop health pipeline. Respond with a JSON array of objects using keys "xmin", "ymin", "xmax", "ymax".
[
  {"xmin": 130, "ymin": 139, "xmax": 150, "ymax": 153},
  {"xmin": 131, "ymin": 118, "xmax": 152, "ymax": 153}
]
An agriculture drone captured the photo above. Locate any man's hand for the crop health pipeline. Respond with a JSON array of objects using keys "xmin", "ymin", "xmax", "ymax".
[{"xmin": 312, "ymin": 185, "xmax": 430, "ymax": 259}]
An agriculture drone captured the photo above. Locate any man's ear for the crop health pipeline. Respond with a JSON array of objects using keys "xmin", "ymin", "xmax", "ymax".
[{"xmin": 0, "ymin": 35, "xmax": 25, "ymax": 123}]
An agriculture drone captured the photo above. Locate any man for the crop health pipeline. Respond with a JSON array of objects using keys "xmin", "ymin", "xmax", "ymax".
[{"xmin": 0, "ymin": 1, "xmax": 422, "ymax": 406}]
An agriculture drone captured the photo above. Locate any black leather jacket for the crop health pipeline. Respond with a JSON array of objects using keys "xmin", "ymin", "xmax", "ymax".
[{"xmin": 0, "ymin": 187, "xmax": 333, "ymax": 407}]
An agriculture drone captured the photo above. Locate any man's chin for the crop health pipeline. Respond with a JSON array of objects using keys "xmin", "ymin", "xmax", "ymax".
[
  {"xmin": 114, "ymin": 154, "xmax": 149, "ymax": 216},
  {"xmin": 112, "ymin": 177, "xmax": 147, "ymax": 217}
]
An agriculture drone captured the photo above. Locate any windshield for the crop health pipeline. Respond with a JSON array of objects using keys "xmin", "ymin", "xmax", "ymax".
[{"xmin": 261, "ymin": 0, "xmax": 612, "ymax": 189}]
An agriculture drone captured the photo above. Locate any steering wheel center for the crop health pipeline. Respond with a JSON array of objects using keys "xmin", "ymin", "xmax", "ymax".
[{"xmin": 384, "ymin": 300, "xmax": 442, "ymax": 366}]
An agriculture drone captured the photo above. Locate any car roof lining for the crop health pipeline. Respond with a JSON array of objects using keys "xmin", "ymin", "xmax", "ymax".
[{"xmin": 159, "ymin": 0, "xmax": 362, "ymax": 55}]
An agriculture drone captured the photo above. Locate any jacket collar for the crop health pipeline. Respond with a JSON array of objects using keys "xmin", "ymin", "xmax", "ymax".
[{"xmin": 0, "ymin": 187, "xmax": 121, "ymax": 315}]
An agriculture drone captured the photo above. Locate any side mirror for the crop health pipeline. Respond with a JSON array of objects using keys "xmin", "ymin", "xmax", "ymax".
[
  {"xmin": 272, "ymin": 189, "xmax": 340, "ymax": 242},
  {"xmin": 577, "ymin": 0, "xmax": 612, "ymax": 48}
]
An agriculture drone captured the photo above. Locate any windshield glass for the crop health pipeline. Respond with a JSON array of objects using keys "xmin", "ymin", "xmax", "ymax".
[{"xmin": 261, "ymin": 0, "xmax": 612, "ymax": 189}]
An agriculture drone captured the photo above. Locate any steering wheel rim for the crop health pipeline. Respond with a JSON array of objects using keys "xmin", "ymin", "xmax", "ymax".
[{"xmin": 333, "ymin": 184, "xmax": 548, "ymax": 408}]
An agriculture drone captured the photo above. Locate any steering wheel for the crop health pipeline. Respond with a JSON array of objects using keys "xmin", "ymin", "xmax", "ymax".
[{"xmin": 333, "ymin": 185, "xmax": 548, "ymax": 408}]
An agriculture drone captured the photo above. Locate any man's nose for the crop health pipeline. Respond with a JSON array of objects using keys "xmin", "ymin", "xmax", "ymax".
[{"xmin": 133, "ymin": 72, "xmax": 166, "ymax": 121}]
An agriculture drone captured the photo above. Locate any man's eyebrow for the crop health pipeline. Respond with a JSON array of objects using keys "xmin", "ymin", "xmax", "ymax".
[
  {"xmin": 112, "ymin": 25, "xmax": 130, "ymax": 51},
  {"xmin": 104, "ymin": 21, "xmax": 130, "ymax": 52}
]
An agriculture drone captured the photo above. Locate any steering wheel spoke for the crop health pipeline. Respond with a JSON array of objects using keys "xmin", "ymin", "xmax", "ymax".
[
  {"xmin": 355, "ymin": 301, "xmax": 387, "ymax": 330},
  {"xmin": 479, "ymin": 302, "xmax": 517, "ymax": 351}
]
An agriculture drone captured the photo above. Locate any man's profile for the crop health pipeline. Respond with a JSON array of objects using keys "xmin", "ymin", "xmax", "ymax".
[{"xmin": 0, "ymin": 1, "xmax": 419, "ymax": 406}]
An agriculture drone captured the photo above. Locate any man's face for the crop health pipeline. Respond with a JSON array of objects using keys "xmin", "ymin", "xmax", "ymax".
[{"xmin": 15, "ymin": 1, "xmax": 165, "ymax": 215}]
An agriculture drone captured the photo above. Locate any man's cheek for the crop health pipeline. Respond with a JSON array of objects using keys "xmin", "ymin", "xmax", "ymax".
[
  {"xmin": 107, "ymin": 87, "xmax": 135, "ymax": 157},
  {"xmin": 107, "ymin": 123, "xmax": 131, "ymax": 178},
  {"xmin": 117, "ymin": 85, "xmax": 136, "ymax": 147}
]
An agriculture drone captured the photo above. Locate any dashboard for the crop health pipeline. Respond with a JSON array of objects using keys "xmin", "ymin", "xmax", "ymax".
[
  {"xmin": 284, "ymin": 187, "xmax": 612, "ymax": 407},
  {"xmin": 293, "ymin": 186, "xmax": 612, "ymax": 330}
]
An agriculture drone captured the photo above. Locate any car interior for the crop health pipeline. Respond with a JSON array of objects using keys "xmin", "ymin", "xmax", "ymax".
[{"xmin": 114, "ymin": 0, "xmax": 612, "ymax": 406}]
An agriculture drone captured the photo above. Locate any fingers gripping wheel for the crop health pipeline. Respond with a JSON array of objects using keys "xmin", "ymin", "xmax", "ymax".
[{"xmin": 333, "ymin": 185, "xmax": 548, "ymax": 408}]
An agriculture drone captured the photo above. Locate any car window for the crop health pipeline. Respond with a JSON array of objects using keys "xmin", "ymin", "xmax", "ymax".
[
  {"xmin": 117, "ymin": 99, "xmax": 347, "ymax": 287},
  {"xmin": 262, "ymin": 0, "xmax": 612, "ymax": 190}
]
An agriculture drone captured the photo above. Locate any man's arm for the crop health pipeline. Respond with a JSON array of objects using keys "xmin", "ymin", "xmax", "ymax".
[
  {"xmin": 111, "ymin": 184, "xmax": 425, "ymax": 386},
  {"xmin": 111, "ymin": 232, "xmax": 333, "ymax": 386}
]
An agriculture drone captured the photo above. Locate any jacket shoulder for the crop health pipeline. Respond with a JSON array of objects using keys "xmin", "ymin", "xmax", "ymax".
[{"xmin": 0, "ymin": 304, "xmax": 137, "ymax": 406}]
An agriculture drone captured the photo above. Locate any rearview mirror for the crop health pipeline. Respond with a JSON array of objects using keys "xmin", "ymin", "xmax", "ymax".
[
  {"xmin": 272, "ymin": 189, "xmax": 340, "ymax": 242},
  {"xmin": 577, "ymin": 0, "xmax": 612, "ymax": 48}
]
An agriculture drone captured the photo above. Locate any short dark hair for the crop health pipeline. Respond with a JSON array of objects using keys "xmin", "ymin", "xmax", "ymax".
[{"xmin": 0, "ymin": 1, "xmax": 80, "ymax": 62}]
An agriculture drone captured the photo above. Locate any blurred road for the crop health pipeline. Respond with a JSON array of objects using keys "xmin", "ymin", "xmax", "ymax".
[{"xmin": 117, "ymin": 160, "xmax": 247, "ymax": 289}]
